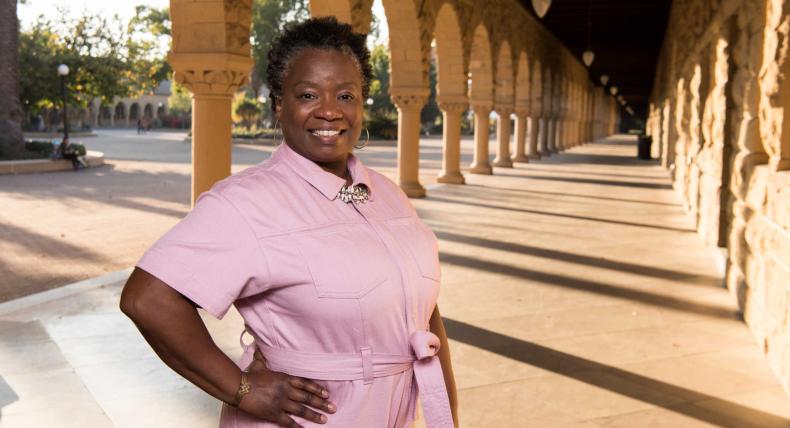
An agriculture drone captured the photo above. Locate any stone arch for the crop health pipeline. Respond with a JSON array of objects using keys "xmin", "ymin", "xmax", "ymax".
[
  {"xmin": 114, "ymin": 102, "xmax": 126, "ymax": 123},
  {"xmin": 100, "ymin": 105, "xmax": 112, "ymax": 125},
  {"xmin": 381, "ymin": 0, "xmax": 429, "ymax": 91},
  {"xmin": 531, "ymin": 61, "xmax": 543, "ymax": 117},
  {"xmin": 468, "ymin": 23, "xmax": 494, "ymax": 104},
  {"xmin": 157, "ymin": 103, "xmax": 167, "ymax": 118},
  {"xmin": 129, "ymin": 103, "xmax": 140, "ymax": 121},
  {"xmin": 542, "ymin": 68, "xmax": 554, "ymax": 119},
  {"xmin": 515, "ymin": 51, "xmax": 530, "ymax": 111},
  {"xmin": 433, "ymin": 2, "xmax": 466, "ymax": 100},
  {"xmin": 143, "ymin": 103, "xmax": 154, "ymax": 120},
  {"xmin": 309, "ymin": 0, "xmax": 372, "ymax": 34},
  {"xmin": 494, "ymin": 40, "xmax": 514, "ymax": 107}
]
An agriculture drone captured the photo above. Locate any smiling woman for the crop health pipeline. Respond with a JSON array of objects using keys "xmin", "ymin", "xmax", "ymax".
[{"xmin": 120, "ymin": 17, "xmax": 458, "ymax": 428}]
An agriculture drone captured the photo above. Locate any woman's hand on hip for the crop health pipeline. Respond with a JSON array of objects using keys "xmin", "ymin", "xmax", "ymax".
[{"xmin": 238, "ymin": 358, "xmax": 337, "ymax": 427}]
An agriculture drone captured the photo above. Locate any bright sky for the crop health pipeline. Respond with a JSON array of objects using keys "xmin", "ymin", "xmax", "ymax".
[
  {"xmin": 18, "ymin": 0, "xmax": 389, "ymax": 45},
  {"xmin": 18, "ymin": 0, "xmax": 169, "ymax": 29}
]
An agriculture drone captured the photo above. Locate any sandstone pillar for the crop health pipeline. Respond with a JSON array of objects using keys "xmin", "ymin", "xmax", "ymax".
[
  {"xmin": 546, "ymin": 118, "xmax": 557, "ymax": 154},
  {"xmin": 392, "ymin": 91, "xmax": 428, "ymax": 197},
  {"xmin": 169, "ymin": 55, "xmax": 252, "ymax": 205},
  {"xmin": 528, "ymin": 116, "xmax": 541, "ymax": 159},
  {"xmin": 470, "ymin": 103, "xmax": 493, "ymax": 174},
  {"xmin": 436, "ymin": 99, "xmax": 468, "ymax": 184},
  {"xmin": 512, "ymin": 109, "xmax": 530, "ymax": 163},
  {"xmin": 540, "ymin": 117, "xmax": 552, "ymax": 157},
  {"xmin": 493, "ymin": 106, "xmax": 514, "ymax": 167}
]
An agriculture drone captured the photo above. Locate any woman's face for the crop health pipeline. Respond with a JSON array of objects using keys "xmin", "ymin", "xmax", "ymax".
[{"xmin": 275, "ymin": 48, "xmax": 364, "ymax": 175}]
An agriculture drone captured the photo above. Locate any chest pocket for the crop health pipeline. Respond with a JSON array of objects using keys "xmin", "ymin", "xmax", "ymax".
[
  {"xmin": 384, "ymin": 217, "xmax": 441, "ymax": 283},
  {"xmin": 295, "ymin": 223, "xmax": 389, "ymax": 299}
]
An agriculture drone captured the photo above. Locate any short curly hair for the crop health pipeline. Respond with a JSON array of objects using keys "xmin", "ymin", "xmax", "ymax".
[{"xmin": 265, "ymin": 17, "xmax": 373, "ymax": 112}]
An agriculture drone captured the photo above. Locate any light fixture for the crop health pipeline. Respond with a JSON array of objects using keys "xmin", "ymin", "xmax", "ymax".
[
  {"xmin": 626, "ymin": 106, "xmax": 634, "ymax": 116},
  {"xmin": 582, "ymin": 0, "xmax": 594, "ymax": 67},
  {"xmin": 366, "ymin": 98, "xmax": 374, "ymax": 106},
  {"xmin": 600, "ymin": 74, "xmax": 609, "ymax": 85},
  {"xmin": 582, "ymin": 51, "xmax": 595, "ymax": 67},
  {"xmin": 57, "ymin": 64, "xmax": 69, "ymax": 76},
  {"xmin": 609, "ymin": 86, "xmax": 618, "ymax": 95},
  {"xmin": 531, "ymin": 0, "xmax": 551, "ymax": 18}
]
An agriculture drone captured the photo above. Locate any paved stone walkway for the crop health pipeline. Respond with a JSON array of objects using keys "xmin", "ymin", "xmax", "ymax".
[{"xmin": 1, "ymin": 134, "xmax": 789, "ymax": 427}]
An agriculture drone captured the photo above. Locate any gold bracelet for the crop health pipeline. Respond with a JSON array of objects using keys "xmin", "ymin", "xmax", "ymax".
[{"xmin": 230, "ymin": 372, "xmax": 252, "ymax": 408}]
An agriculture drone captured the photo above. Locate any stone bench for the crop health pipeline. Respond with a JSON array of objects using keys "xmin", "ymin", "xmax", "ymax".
[{"xmin": 0, "ymin": 150, "xmax": 105, "ymax": 175}]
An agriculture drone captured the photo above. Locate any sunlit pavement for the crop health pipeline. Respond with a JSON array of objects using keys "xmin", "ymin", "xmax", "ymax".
[{"xmin": 1, "ymin": 133, "xmax": 789, "ymax": 427}]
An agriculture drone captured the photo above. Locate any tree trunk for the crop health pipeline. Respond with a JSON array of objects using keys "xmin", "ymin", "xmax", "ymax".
[{"xmin": 0, "ymin": 0, "xmax": 25, "ymax": 158}]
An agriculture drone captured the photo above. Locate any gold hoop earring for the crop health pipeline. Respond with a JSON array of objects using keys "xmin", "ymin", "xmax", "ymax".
[{"xmin": 354, "ymin": 128, "xmax": 370, "ymax": 150}]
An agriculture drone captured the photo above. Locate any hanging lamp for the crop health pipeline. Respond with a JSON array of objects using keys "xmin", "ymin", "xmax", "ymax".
[
  {"xmin": 532, "ymin": 0, "xmax": 552, "ymax": 18},
  {"xmin": 600, "ymin": 74, "xmax": 609, "ymax": 85},
  {"xmin": 582, "ymin": 0, "xmax": 594, "ymax": 67}
]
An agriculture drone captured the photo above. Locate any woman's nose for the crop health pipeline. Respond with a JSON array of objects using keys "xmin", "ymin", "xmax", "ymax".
[{"xmin": 315, "ymin": 98, "xmax": 342, "ymax": 121}]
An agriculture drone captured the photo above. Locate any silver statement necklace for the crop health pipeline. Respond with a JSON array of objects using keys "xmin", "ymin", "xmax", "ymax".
[{"xmin": 337, "ymin": 183, "xmax": 369, "ymax": 204}]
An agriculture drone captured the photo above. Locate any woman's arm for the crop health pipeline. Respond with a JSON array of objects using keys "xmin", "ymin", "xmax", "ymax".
[
  {"xmin": 120, "ymin": 267, "xmax": 335, "ymax": 427},
  {"xmin": 429, "ymin": 305, "xmax": 459, "ymax": 427}
]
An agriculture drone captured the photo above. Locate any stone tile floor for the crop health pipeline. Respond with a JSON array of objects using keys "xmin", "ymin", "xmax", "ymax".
[{"xmin": 1, "ymin": 134, "xmax": 789, "ymax": 427}]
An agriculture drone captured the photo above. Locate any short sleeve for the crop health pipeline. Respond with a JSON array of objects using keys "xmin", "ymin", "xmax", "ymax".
[{"xmin": 136, "ymin": 191, "xmax": 269, "ymax": 319}]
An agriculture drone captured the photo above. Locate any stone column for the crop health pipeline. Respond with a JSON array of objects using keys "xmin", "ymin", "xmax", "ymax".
[
  {"xmin": 436, "ymin": 99, "xmax": 468, "ymax": 184},
  {"xmin": 170, "ymin": 55, "xmax": 252, "ymax": 205},
  {"xmin": 469, "ymin": 102, "xmax": 493, "ymax": 174},
  {"xmin": 545, "ymin": 117, "xmax": 556, "ymax": 154},
  {"xmin": 552, "ymin": 119, "xmax": 561, "ymax": 152},
  {"xmin": 392, "ymin": 91, "xmax": 428, "ymax": 197},
  {"xmin": 528, "ymin": 116, "xmax": 541, "ymax": 159},
  {"xmin": 539, "ymin": 117, "xmax": 551, "ymax": 157},
  {"xmin": 512, "ymin": 108, "xmax": 530, "ymax": 163},
  {"xmin": 493, "ymin": 106, "xmax": 514, "ymax": 167}
]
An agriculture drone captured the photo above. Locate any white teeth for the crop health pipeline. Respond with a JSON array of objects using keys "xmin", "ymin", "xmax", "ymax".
[{"xmin": 312, "ymin": 129, "xmax": 341, "ymax": 137}]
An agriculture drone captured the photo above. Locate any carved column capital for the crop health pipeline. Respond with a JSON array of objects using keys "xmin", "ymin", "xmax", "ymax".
[
  {"xmin": 494, "ymin": 104, "xmax": 515, "ymax": 118},
  {"xmin": 169, "ymin": 53, "xmax": 253, "ymax": 97},
  {"xmin": 438, "ymin": 101, "xmax": 469, "ymax": 114},
  {"xmin": 470, "ymin": 102, "xmax": 493, "ymax": 116}
]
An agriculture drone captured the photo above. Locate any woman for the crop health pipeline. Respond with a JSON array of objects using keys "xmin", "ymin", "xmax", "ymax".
[{"xmin": 120, "ymin": 17, "xmax": 457, "ymax": 428}]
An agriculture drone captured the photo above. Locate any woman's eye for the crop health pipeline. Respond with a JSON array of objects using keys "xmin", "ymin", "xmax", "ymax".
[
  {"xmin": 300, "ymin": 93, "xmax": 317, "ymax": 100},
  {"xmin": 339, "ymin": 94, "xmax": 355, "ymax": 101}
]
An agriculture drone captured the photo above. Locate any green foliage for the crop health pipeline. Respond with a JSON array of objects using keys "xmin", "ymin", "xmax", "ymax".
[
  {"xmin": 20, "ymin": 140, "xmax": 85, "ymax": 159},
  {"xmin": 233, "ymin": 96, "xmax": 263, "ymax": 130},
  {"xmin": 420, "ymin": 57, "xmax": 441, "ymax": 133},
  {"xmin": 18, "ymin": 8, "xmax": 170, "ymax": 121},
  {"xmin": 365, "ymin": 44, "xmax": 397, "ymax": 140},
  {"xmin": 23, "ymin": 140, "xmax": 56, "ymax": 158},
  {"xmin": 168, "ymin": 83, "xmax": 192, "ymax": 116},
  {"xmin": 250, "ymin": 0, "xmax": 309, "ymax": 89}
]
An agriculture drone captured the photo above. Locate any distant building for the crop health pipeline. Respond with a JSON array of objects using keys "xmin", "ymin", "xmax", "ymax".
[{"xmin": 87, "ymin": 80, "xmax": 172, "ymax": 128}]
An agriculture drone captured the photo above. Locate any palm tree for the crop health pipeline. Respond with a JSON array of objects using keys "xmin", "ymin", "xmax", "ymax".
[{"xmin": 0, "ymin": 0, "xmax": 25, "ymax": 158}]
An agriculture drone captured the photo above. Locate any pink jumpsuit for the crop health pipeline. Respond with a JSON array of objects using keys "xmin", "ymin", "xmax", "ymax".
[{"xmin": 137, "ymin": 143, "xmax": 453, "ymax": 427}]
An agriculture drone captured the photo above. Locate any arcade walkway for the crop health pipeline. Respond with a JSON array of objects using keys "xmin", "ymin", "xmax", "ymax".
[{"xmin": 1, "ymin": 135, "xmax": 788, "ymax": 427}]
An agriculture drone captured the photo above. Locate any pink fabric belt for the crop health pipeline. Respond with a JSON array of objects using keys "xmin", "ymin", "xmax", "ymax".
[{"xmin": 240, "ymin": 329, "xmax": 453, "ymax": 428}]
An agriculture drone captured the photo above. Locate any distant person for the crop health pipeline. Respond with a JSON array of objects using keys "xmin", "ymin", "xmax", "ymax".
[
  {"xmin": 58, "ymin": 137, "xmax": 87, "ymax": 170},
  {"xmin": 137, "ymin": 119, "xmax": 144, "ymax": 134}
]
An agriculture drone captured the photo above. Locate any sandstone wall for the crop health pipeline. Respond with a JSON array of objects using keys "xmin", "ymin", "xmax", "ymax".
[{"xmin": 648, "ymin": 0, "xmax": 790, "ymax": 396}]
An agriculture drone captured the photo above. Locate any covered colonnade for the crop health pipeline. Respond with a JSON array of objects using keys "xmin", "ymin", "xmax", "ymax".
[{"xmin": 166, "ymin": 0, "xmax": 619, "ymax": 204}]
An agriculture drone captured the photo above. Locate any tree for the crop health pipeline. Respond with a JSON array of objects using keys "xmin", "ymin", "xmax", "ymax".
[
  {"xmin": 233, "ymin": 97, "xmax": 262, "ymax": 130},
  {"xmin": 0, "ymin": 0, "xmax": 25, "ymax": 158},
  {"xmin": 420, "ymin": 56, "xmax": 441, "ymax": 133},
  {"xmin": 250, "ymin": 0, "xmax": 308, "ymax": 124},
  {"xmin": 18, "ymin": 10, "xmax": 171, "ymax": 129},
  {"xmin": 366, "ymin": 44, "xmax": 398, "ymax": 139}
]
